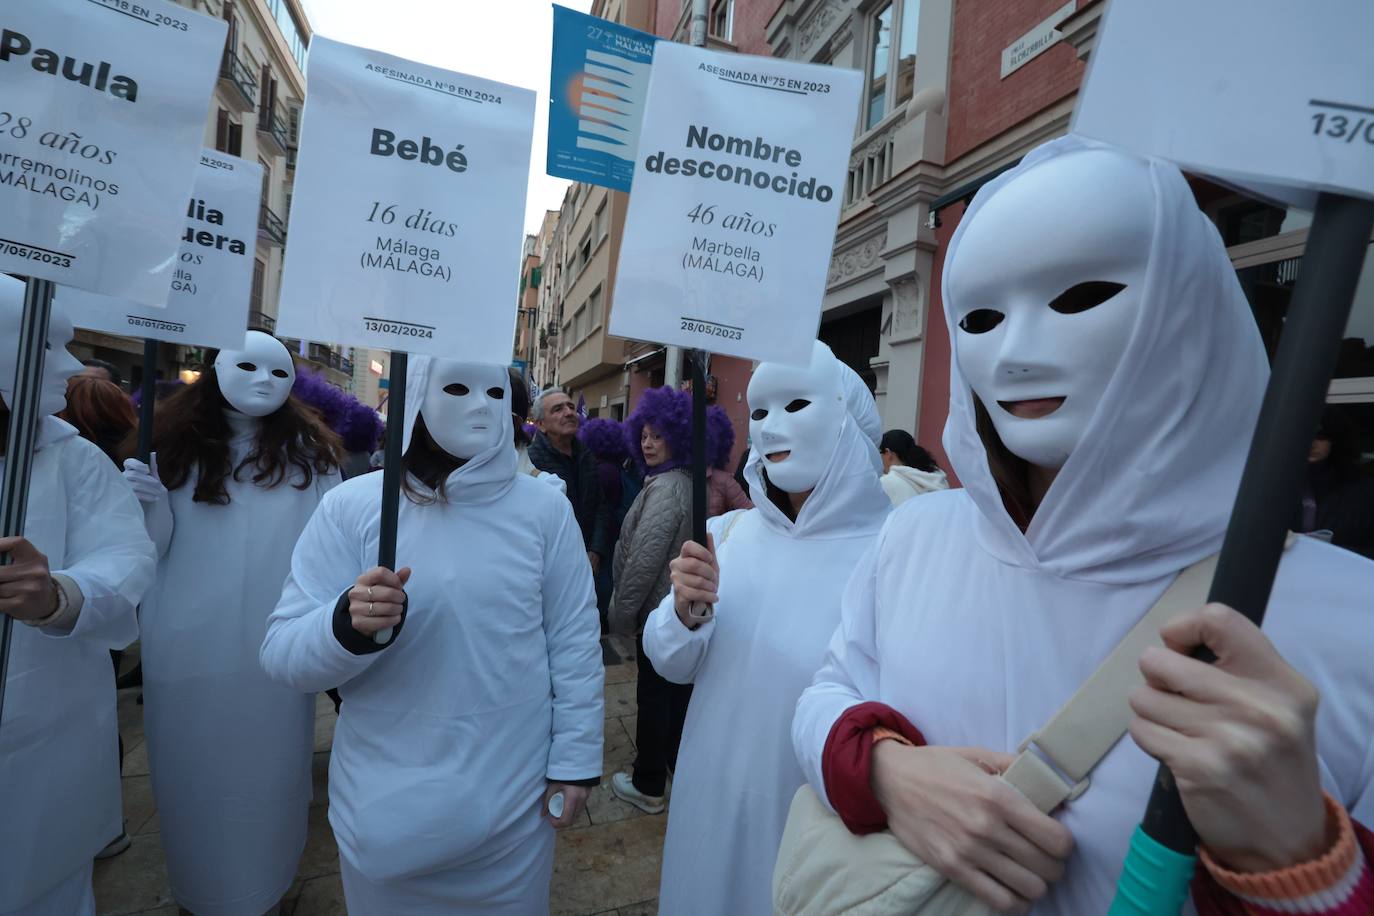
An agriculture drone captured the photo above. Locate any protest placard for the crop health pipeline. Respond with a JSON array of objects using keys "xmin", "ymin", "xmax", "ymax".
[
  {"xmin": 59, "ymin": 151, "xmax": 261, "ymax": 351},
  {"xmin": 610, "ymin": 42, "xmax": 862, "ymax": 366},
  {"xmin": 0, "ymin": 0, "xmax": 225, "ymax": 304},
  {"xmin": 276, "ymin": 36, "xmax": 535, "ymax": 361}
]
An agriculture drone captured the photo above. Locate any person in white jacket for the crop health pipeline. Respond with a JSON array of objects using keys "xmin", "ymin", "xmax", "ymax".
[
  {"xmin": 260, "ymin": 356, "xmax": 603, "ymax": 914},
  {"xmin": 121, "ymin": 331, "xmax": 342, "ymax": 916},
  {"xmin": 792, "ymin": 137, "xmax": 1374, "ymax": 913},
  {"xmin": 0, "ymin": 282, "xmax": 156, "ymax": 916},
  {"xmin": 642, "ymin": 341, "xmax": 892, "ymax": 916},
  {"xmin": 878, "ymin": 429, "xmax": 949, "ymax": 505}
]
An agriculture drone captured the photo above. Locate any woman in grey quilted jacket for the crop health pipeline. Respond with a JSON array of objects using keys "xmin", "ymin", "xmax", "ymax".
[{"xmin": 609, "ymin": 386, "xmax": 695, "ymax": 813}]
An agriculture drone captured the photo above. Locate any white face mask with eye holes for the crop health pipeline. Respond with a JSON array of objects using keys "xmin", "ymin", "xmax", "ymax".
[
  {"xmin": 420, "ymin": 360, "xmax": 509, "ymax": 461},
  {"xmin": 946, "ymin": 149, "xmax": 1152, "ymax": 470},
  {"xmin": 747, "ymin": 342, "xmax": 847, "ymax": 494},
  {"xmin": 0, "ymin": 279, "xmax": 83, "ymax": 418},
  {"xmin": 214, "ymin": 331, "xmax": 296, "ymax": 417}
]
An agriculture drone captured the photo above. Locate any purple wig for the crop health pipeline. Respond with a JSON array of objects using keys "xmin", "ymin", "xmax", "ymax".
[
  {"xmin": 341, "ymin": 399, "xmax": 384, "ymax": 453},
  {"xmin": 579, "ymin": 417, "xmax": 629, "ymax": 463},
  {"xmin": 292, "ymin": 371, "xmax": 382, "ymax": 454},
  {"xmin": 706, "ymin": 404, "xmax": 735, "ymax": 470},
  {"xmin": 624, "ymin": 386, "xmax": 694, "ymax": 474}
]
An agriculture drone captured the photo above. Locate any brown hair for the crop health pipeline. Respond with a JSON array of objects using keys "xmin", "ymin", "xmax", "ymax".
[
  {"xmin": 400, "ymin": 414, "xmax": 464, "ymax": 505},
  {"xmin": 59, "ymin": 376, "xmax": 138, "ymax": 466},
  {"xmin": 146, "ymin": 364, "xmax": 341, "ymax": 504},
  {"xmin": 973, "ymin": 395, "xmax": 1034, "ymax": 530}
]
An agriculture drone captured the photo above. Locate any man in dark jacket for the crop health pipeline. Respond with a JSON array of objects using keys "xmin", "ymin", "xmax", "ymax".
[{"xmin": 529, "ymin": 388, "xmax": 611, "ymax": 570}]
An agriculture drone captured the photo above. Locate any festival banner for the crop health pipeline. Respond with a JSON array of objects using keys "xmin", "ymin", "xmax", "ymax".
[
  {"xmin": 276, "ymin": 37, "xmax": 535, "ymax": 361},
  {"xmin": 0, "ymin": 0, "xmax": 225, "ymax": 304},
  {"xmin": 59, "ymin": 151, "xmax": 261, "ymax": 350},
  {"xmin": 1074, "ymin": 0, "xmax": 1374, "ymax": 207},
  {"xmin": 609, "ymin": 42, "xmax": 862, "ymax": 366},
  {"xmin": 547, "ymin": 5, "xmax": 657, "ymax": 193}
]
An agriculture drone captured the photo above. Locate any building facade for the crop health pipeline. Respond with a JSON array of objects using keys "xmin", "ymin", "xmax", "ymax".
[{"xmin": 68, "ymin": 0, "xmax": 358, "ymax": 393}]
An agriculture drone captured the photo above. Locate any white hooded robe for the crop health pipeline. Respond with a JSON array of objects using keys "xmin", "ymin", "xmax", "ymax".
[
  {"xmin": 644, "ymin": 412, "xmax": 891, "ymax": 916},
  {"xmin": 0, "ymin": 419, "xmax": 155, "ymax": 915},
  {"xmin": 793, "ymin": 137, "xmax": 1374, "ymax": 914},
  {"xmin": 260, "ymin": 360, "xmax": 603, "ymax": 913},
  {"xmin": 138, "ymin": 410, "xmax": 339, "ymax": 916}
]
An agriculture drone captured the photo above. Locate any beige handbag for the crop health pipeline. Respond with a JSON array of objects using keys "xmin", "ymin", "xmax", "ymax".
[{"xmin": 773, "ymin": 554, "xmax": 1222, "ymax": 916}]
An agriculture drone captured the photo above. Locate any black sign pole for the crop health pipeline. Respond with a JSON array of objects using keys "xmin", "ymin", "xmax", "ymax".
[
  {"xmin": 373, "ymin": 350, "xmax": 407, "ymax": 644},
  {"xmin": 686, "ymin": 348, "xmax": 713, "ymax": 620},
  {"xmin": 1109, "ymin": 192, "xmax": 1374, "ymax": 913},
  {"xmin": 137, "ymin": 337, "xmax": 158, "ymax": 462},
  {"xmin": 0, "ymin": 277, "xmax": 56, "ymax": 732}
]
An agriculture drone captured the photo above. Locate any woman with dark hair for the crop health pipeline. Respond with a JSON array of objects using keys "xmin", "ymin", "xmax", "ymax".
[
  {"xmin": 877, "ymin": 428, "xmax": 949, "ymax": 506},
  {"xmin": 120, "ymin": 331, "xmax": 342, "ymax": 916},
  {"xmin": 1297, "ymin": 406, "xmax": 1374, "ymax": 558},
  {"xmin": 59, "ymin": 376, "xmax": 137, "ymax": 466},
  {"xmin": 261, "ymin": 357, "xmax": 602, "ymax": 913},
  {"xmin": 609, "ymin": 386, "xmax": 696, "ymax": 814}
]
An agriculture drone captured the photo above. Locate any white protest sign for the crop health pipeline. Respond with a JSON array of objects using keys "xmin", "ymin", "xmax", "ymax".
[
  {"xmin": 277, "ymin": 37, "xmax": 535, "ymax": 361},
  {"xmin": 59, "ymin": 151, "xmax": 261, "ymax": 351},
  {"xmin": 1074, "ymin": 0, "xmax": 1374, "ymax": 208},
  {"xmin": 0, "ymin": 0, "xmax": 226, "ymax": 304},
  {"xmin": 610, "ymin": 43, "xmax": 862, "ymax": 366}
]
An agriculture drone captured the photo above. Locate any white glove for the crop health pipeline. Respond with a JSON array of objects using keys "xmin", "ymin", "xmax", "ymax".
[
  {"xmin": 123, "ymin": 455, "xmax": 168, "ymax": 505},
  {"xmin": 123, "ymin": 454, "xmax": 173, "ymax": 557}
]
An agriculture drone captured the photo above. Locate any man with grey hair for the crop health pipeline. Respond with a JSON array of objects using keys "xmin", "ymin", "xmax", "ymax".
[{"xmin": 529, "ymin": 388, "xmax": 610, "ymax": 579}]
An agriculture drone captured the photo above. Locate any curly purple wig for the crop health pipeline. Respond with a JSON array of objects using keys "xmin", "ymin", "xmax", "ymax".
[
  {"xmin": 624, "ymin": 386, "xmax": 694, "ymax": 473},
  {"xmin": 579, "ymin": 417, "xmax": 629, "ymax": 463},
  {"xmin": 292, "ymin": 370, "xmax": 382, "ymax": 454},
  {"xmin": 706, "ymin": 404, "xmax": 735, "ymax": 470}
]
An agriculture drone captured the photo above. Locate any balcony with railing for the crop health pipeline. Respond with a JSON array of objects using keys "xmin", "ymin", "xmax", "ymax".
[
  {"xmin": 257, "ymin": 106, "xmax": 290, "ymax": 157},
  {"xmin": 247, "ymin": 310, "xmax": 276, "ymax": 333},
  {"xmin": 218, "ymin": 51, "xmax": 258, "ymax": 113},
  {"xmin": 307, "ymin": 343, "xmax": 343, "ymax": 370},
  {"xmin": 258, "ymin": 203, "xmax": 287, "ymax": 247}
]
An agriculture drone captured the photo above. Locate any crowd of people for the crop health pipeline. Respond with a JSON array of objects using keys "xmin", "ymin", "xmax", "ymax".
[{"xmin": 2, "ymin": 136, "xmax": 1373, "ymax": 916}]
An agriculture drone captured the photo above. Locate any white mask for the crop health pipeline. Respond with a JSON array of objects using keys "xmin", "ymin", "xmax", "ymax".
[
  {"xmin": 214, "ymin": 331, "xmax": 295, "ymax": 417},
  {"xmin": 747, "ymin": 341, "xmax": 846, "ymax": 493},
  {"xmin": 0, "ymin": 278, "xmax": 82, "ymax": 418},
  {"xmin": 946, "ymin": 150, "xmax": 1152, "ymax": 469},
  {"xmin": 419, "ymin": 360, "xmax": 508, "ymax": 460}
]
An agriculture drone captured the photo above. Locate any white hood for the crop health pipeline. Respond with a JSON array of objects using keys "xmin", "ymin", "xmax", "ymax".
[
  {"xmin": 882, "ymin": 465, "xmax": 949, "ymax": 503},
  {"xmin": 401, "ymin": 355, "xmax": 518, "ymax": 505},
  {"xmin": 942, "ymin": 136, "xmax": 1270, "ymax": 584}
]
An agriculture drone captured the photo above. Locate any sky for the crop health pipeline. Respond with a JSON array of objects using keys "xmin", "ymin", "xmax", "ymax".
[{"xmin": 300, "ymin": 0, "xmax": 594, "ymax": 237}]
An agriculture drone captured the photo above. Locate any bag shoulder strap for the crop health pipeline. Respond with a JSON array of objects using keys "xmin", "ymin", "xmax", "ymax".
[{"xmin": 1001, "ymin": 552, "xmax": 1224, "ymax": 813}]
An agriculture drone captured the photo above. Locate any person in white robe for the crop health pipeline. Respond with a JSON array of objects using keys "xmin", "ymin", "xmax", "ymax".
[
  {"xmin": 260, "ymin": 356, "xmax": 603, "ymax": 915},
  {"xmin": 643, "ymin": 341, "xmax": 891, "ymax": 915},
  {"xmin": 121, "ymin": 331, "xmax": 342, "ymax": 916},
  {"xmin": 0, "ymin": 282, "xmax": 156, "ymax": 916},
  {"xmin": 793, "ymin": 137, "xmax": 1374, "ymax": 913}
]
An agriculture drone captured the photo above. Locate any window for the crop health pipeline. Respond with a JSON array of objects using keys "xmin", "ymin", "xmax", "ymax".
[
  {"xmin": 574, "ymin": 307, "xmax": 588, "ymax": 343},
  {"xmin": 250, "ymin": 259, "xmax": 266, "ymax": 313},
  {"xmin": 259, "ymin": 157, "xmax": 272, "ymax": 211},
  {"xmin": 579, "ymin": 232, "xmax": 592, "ymax": 268},
  {"xmin": 215, "ymin": 108, "xmax": 242, "ymax": 156},
  {"xmin": 594, "ymin": 202, "xmax": 607, "ymax": 242},
  {"xmin": 589, "ymin": 286, "xmax": 603, "ymax": 329},
  {"xmin": 264, "ymin": 0, "xmax": 309, "ymax": 71},
  {"xmin": 864, "ymin": 0, "xmax": 920, "ymax": 130},
  {"xmin": 711, "ymin": 0, "xmax": 734, "ymax": 41}
]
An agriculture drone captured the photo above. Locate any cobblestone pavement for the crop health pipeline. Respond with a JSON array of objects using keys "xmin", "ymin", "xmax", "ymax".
[{"xmin": 95, "ymin": 639, "xmax": 665, "ymax": 916}]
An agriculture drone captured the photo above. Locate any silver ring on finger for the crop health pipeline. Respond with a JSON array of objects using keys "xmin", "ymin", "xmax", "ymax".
[
  {"xmin": 369, "ymin": 601, "xmax": 375, "ymax": 617},
  {"xmin": 368, "ymin": 586, "xmax": 374, "ymax": 601}
]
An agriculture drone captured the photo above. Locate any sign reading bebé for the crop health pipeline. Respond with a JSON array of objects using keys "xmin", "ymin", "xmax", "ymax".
[
  {"xmin": 0, "ymin": 0, "xmax": 225, "ymax": 304},
  {"xmin": 276, "ymin": 37, "xmax": 535, "ymax": 361},
  {"xmin": 1074, "ymin": 0, "xmax": 1374, "ymax": 207},
  {"xmin": 59, "ymin": 151, "xmax": 262, "ymax": 350},
  {"xmin": 610, "ymin": 43, "xmax": 861, "ymax": 366}
]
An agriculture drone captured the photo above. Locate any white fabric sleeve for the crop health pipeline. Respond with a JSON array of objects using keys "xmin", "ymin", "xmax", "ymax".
[
  {"xmin": 141, "ymin": 495, "xmax": 174, "ymax": 559},
  {"xmin": 260, "ymin": 491, "xmax": 384, "ymax": 692},
  {"xmin": 643, "ymin": 593, "xmax": 715, "ymax": 685},
  {"xmin": 541, "ymin": 497, "xmax": 605, "ymax": 783},
  {"xmin": 44, "ymin": 443, "xmax": 155, "ymax": 648},
  {"xmin": 792, "ymin": 539, "xmax": 885, "ymax": 811}
]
